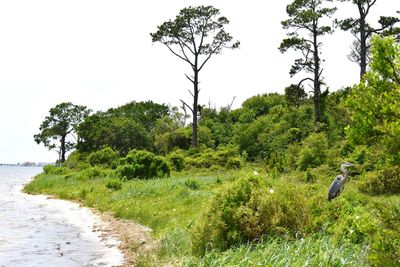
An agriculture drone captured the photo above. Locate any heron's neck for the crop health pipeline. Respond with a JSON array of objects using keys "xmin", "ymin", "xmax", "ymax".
[{"xmin": 341, "ymin": 166, "xmax": 349, "ymax": 180}]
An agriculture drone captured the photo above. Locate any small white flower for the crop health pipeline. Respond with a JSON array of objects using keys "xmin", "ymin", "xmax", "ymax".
[
  {"xmin": 355, "ymin": 215, "xmax": 360, "ymax": 220},
  {"xmin": 269, "ymin": 188, "xmax": 275, "ymax": 194},
  {"xmin": 253, "ymin": 171, "xmax": 259, "ymax": 176},
  {"xmin": 349, "ymin": 229, "xmax": 354, "ymax": 234}
]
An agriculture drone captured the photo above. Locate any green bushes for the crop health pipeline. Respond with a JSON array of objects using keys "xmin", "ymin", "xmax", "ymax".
[
  {"xmin": 191, "ymin": 174, "xmax": 310, "ymax": 255},
  {"xmin": 185, "ymin": 146, "xmax": 243, "ymax": 170},
  {"xmin": 166, "ymin": 150, "xmax": 185, "ymax": 171},
  {"xmin": 358, "ymin": 166, "xmax": 400, "ymax": 195},
  {"xmin": 115, "ymin": 150, "xmax": 170, "ymax": 180},
  {"xmin": 43, "ymin": 165, "xmax": 69, "ymax": 175},
  {"xmin": 87, "ymin": 147, "xmax": 119, "ymax": 168},
  {"xmin": 106, "ymin": 179, "xmax": 123, "ymax": 190},
  {"xmin": 76, "ymin": 167, "xmax": 109, "ymax": 181},
  {"xmin": 297, "ymin": 133, "xmax": 328, "ymax": 171}
]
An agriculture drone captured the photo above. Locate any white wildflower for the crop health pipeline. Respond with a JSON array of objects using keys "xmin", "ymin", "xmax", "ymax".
[
  {"xmin": 355, "ymin": 215, "xmax": 360, "ymax": 220},
  {"xmin": 253, "ymin": 171, "xmax": 259, "ymax": 176},
  {"xmin": 349, "ymin": 229, "xmax": 354, "ymax": 234},
  {"xmin": 269, "ymin": 188, "xmax": 275, "ymax": 194}
]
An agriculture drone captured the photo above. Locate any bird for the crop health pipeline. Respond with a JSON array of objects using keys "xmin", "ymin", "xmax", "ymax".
[{"xmin": 328, "ymin": 162, "xmax": 354, "ymax": 201}]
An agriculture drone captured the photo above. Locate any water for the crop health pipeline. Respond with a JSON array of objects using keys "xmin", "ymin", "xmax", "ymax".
[{"xmin": 0, "ymin": 166, "xmax": 124, "ymax": 266}]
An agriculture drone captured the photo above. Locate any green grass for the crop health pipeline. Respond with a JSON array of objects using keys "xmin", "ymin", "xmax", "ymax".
[
  {"xmin": 183, "ymin": 234, "xmax": 369, "ymax": 266},
  {"xmin": 24, "ymin": 169, "xmax": 241, "ymax": 237},
  {"xmin": 24, "ymin": 167, "xmax": 400, "ymax": 266}
]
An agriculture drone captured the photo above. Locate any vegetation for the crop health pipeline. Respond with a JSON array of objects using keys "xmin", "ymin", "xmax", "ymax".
[
  {"xmin": 150, "ymin": 5, "xmax": 240, "ymax": 147},
  {"xmin": 30, "ymin": 3, "xmax": 400, "ymax": 267},
  {"xmin": 34, "ymin": 102, "xmax": 90, "ymax": 163},
  {"xmin": 336, "ymin": 0, "xmax": 399, "ymax": 79},
  {"xmin": 280, "ymin": 0, "xmax": 336, "ymax": 123}
]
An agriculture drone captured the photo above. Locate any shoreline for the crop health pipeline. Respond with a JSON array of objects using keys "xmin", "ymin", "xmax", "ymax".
[
  {"xmin": 84, "ymin": 208, "xmax": 159, "ymax": 266},
  {"xmin": 22, "ymin": 174, "xmax": 159, "ymax": 266}
]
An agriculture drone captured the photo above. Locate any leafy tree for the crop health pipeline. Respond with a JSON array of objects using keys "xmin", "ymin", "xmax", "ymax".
[
  {"xmin": 77, "ymin": 101, "xmax": 168, "ymax": 154},
  {"xmin": 77, "ymin": 114, "xmax": 151, "ymax": 155},
  {"xmin": 34, "ymin": 102, "xmax": 90, "ymax": 163},
  {"xmin": 107, "ymin": 101, "xmax": 169, "ymax": 131},
  {"xmin": 280, "ymin": 0, "xmax": 336, "ymax": 124},
  {"xmin": 336, "ymin": 0, "xmax": 399, "ymax": 79},
  {"xmin": 151, "ymin": 5, "xmax": 240, "ymax": 147},
  {"xmin": 346, "ymin": 36, "xmax": 400, "ymax": 163},
  {"xmin": 284, "ymin": 84, "xmax": 308, "ymax": 107}
]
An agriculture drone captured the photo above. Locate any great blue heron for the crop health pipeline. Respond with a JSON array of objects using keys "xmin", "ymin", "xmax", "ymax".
[{"xmin": 328, "ymin": 162, "xmax": 354, "ymax": 201}]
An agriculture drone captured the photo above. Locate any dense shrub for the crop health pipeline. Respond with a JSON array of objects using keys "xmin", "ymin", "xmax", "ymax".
[
  {"xmin": 43, "ymin": 165, "xmax": 69, "ymax": 175},
  {"xmin": 76, "ymin": 167, "xmax": 108, "ymax": 181},
  {"xmin": 297, "ymin": 133, "xmax": 328, "ymax": 171},
  {"xmin": 87, "ymin": 147, "xmax": 119, "ymax": 168},
  {"xmin": 185, "ymin": 146, "xmax": 242, "ymax": 170},
  {"xmin": 115, "ymin": 164, "xmax": 136, "ymax": 180},
  {"xmin": 115, "ymin": 150, "xmax": 170, "ymax": 179},
  {"xmin": 63, "ymin": 151, "xmax": 89, "ymax": 169},
  {"xmin": 358, "ymin": 166, "xmax": 400, "ymax": 195},
  {"xmin": 166, "ymin": 150, "xmax": 185, "ymax": 171},
  {"xmin": 191, "ymin": 175, "xmax": 310, "ymax": 255},
  {"xmin": 106, "ymin": 179, "xmax": 123, "ymax": 190}
]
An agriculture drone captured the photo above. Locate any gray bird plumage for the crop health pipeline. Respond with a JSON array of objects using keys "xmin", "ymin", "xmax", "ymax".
[{"xmin": 328, "ymin": 162, "xmax": 354, "ymax": 201}]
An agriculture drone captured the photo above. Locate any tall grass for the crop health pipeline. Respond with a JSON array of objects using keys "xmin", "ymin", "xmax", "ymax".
[{"xmin": 183, "ymin": 234, "xmax": 369, "ymax": 266}]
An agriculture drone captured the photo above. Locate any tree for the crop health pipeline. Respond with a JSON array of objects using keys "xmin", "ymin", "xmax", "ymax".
[
  {"xmin": 77, "ymin": 101, "xmax": 167, "ymax": 154},
  {"xmin": 336, "ymin": 0, "xmax": 399, "ymax": 79},
  {"xmin": 284, "ymin": 84, "xmax": 308, "ymax": 107},
  {"xmin": 151, "ymin": 5, "xmax": 240, "ymax": 147},
  {"xmin": 34, "ymin": 102, "xmax": 90, "ymax": 163},
  {"xmin": 346, "ymin": 36, "xmax": 400, "ymax": 163},
  {"xmin": 279, "ymin": 0, "xmax": 336, "ymax": 124}
]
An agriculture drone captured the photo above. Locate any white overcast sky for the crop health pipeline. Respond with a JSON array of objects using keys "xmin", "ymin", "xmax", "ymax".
[{"xmin": 0, "ymin": 0, "xmax": 398, "ymax": 164}]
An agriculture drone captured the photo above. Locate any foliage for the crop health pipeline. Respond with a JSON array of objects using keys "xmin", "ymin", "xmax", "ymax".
[
  {"xmin": 34, "ymin": 102, "xmax": 90, "ymax": 162},
  {"xmin": 359, "ymin": 166, "xmax": 400, "ymax": 195},
  {"xmin": 116, "ymin": 150, "xmax": 170, "ymax": 180},
  {"xmin": 336, "ymin": 0, "xmax": 399, "ymax": 78},
  {"xmin": 63, "ymin": 150, "xmax": 89, "ymax": 169},
  {"xmin": 151, "ymin": 5, "xmax": 239, "ymax": 147},
  {"xmin": 284, "ymin": 84, "xmax": 307, "ymax": 107},
  {"xmin": 280, "ymin": 0, "xmax": 336, "ymax": 123},
  {"xmin": 346, "ymin": 36, "xmax": 400, "ymax": 163},
  {"xmin": 185, "ymin": 234, "xmax": 368, "ymax": 266},
  {"xmin": 106, "ymin": 179, "xmax": 123, "ymax": 191},
  {"xmin": 191, "ymin": 175, "xmax": 310, "ymax": 255},
  {"xmin": 77, "ymin": 101, "xmax": 168, "ymax": 154},
  {"xmin": 155, "ymin": 128, "xmax": 191, "ymax": 154},
  {"xmin": 76, "ymin": 166, "xmax": 109, "ymax": 181},
  {"xmin": 242, "ymin": 93, "xmax": 286, "ymax": 117},
  {"xmin": 297, "ymin": 132, "xmax": 328, "ymax": 171},
  {"xmin": 87, "ymin": 147, "xmax": 119, "ymax": 168},
  {"xmin": 185, "ymin": 145, "xmax": 242, "ymax": 170},
  {"xmin": 166, "ymin": 150, "xmax": 185, "ymax": 172},
  {"xmin": 43, "ymin": 165, "xmax": 69, "ymax": 175}
]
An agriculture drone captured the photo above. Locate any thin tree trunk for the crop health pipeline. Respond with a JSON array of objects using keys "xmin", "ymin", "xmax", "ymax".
[
  {"xmin": 359, "ymin": 14, "xmax": 367, "ymax": 79},
  {"xmin": 192, "ymin": 69, "xmax": 199, "ymax": 148},
  {"xmin": 60, "ymin": 135, "xmax": 66, "ymax": 163},
  {"xmin": 313, "ymin": 22, "xmax": 321, "ymax": 124}
]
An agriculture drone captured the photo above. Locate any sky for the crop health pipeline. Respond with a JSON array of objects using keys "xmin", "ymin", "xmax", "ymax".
[{"xmin": 0, "ymin": 0, "xmax": 398, "ymax": 164}]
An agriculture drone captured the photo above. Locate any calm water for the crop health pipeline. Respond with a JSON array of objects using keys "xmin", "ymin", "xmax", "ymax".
[{"xmin": 0, "ymin": 166, "xmax": 124, "ymax": 266}]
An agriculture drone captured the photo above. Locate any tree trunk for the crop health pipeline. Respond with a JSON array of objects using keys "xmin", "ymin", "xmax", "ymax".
[
  {"xmin": 358, "ymin": 3, "xmax": 367, "ymax": 80},
  {"xmin": 359, "ymin": 15, "xmax": 367, "ymax": 79},
  {"xmin": 192, "ymin": 69, "xmax": 199, "ymax": 148},
  {"xmin": 60, "ymin": 135, "xmax": 66, "ymax": 163},
  {"xmin": 313, "ymin": 22, "xmax": 321, "ymax": 124}
]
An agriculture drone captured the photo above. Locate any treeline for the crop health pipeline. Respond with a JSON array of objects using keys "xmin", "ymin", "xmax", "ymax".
[{"xmin": 35, "ymin": 35, "xmax": 400, "ymax": 180}]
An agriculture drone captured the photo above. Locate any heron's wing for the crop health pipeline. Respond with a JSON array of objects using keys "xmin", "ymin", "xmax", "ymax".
[{"xmin": 328, "ymin": 175, "xmax": 345, "ymax": 200}]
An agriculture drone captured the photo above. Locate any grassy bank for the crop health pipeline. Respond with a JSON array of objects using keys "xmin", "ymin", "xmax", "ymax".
[{"xmin": 24, "ymin": 167, "xmax": 400, "ymax": 266}]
